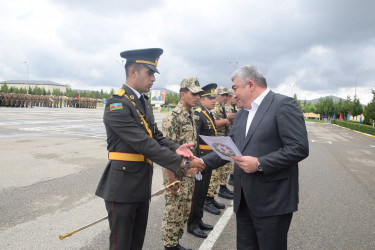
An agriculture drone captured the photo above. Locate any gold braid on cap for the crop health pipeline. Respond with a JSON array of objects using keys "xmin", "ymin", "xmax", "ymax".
[
  {"xmin": 201, "ymin": 88, "xmax": 216, "ymax": 97},
  {"xmin": 135, "ymin": 57, "xmax": 159, "ymax": 66}
]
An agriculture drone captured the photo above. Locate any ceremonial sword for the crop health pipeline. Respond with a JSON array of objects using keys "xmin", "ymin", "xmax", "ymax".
[{"xmin": 59, "ymin": 180, "xmax": 181, "ymax": 240}]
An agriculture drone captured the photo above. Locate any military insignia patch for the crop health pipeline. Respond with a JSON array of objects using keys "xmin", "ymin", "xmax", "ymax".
[
  {"xmin": 110, "ymin": 103, "xmax": 123, "ymax": 111},
  {"xmin": 194, "ymin": 115, "xmax": 200, "ymax": 120}
]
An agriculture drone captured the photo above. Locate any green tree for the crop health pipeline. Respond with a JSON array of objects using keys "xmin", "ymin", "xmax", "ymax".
[
  {"xmin": 293, "ymin": 94, "xmax": 302, "ymax": 110},
  {"xmin": 52, "ymin": 88, "xmax": 63, "ymax": 96},
  {"xmin": 351, "ymin": 97, "xmax": 363, "ymax": 121},
  {"xmin": 165, "ymin": 91, "xmax": 179, "ymax": 105},
  {"xmin": 363, "ymin": 89, "xmax": 375, "ymax": 125},
  {"xmin": 1, "ymin": 83, "xmax": 9, "ymax": 93},
  {"xmin": 19, "ymin": 87, "xmax": 27, "ymax": 94},
  {"xmin": 342, "ymin": 95, "xmax": 353, "ymax": 120},
  {"xmin": 303, "ymin": 102, "xmax": 317, "ymax": 113},
  {"xmin": 315, "ymin": 97, "xmax": 335, "ymax": 117}
]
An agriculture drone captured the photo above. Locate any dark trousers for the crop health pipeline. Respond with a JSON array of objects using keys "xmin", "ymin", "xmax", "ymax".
[
  {"xmin": 236, "ymin": 191, "xmax": 293, "ymax": 250},
  {"xmin": 105, "ymin": 200, "xmax": 149, "ymax": 250},
  {"xmin": 188, "ymin": 168, "xmax": 213, "ymax": 225}
]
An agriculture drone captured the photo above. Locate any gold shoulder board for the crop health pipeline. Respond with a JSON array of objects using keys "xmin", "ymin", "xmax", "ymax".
[{"xmin": 114, "ymin": 89, "xmax": 125, "ymax": 96}]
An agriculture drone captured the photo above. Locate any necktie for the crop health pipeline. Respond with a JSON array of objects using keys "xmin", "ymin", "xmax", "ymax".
[{"xmin": 139, "ymin": 95, "xmax": 146, "ymax": 114}]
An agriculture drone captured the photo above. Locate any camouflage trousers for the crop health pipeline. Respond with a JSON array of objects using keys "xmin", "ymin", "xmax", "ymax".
[
  {"xmin": 220, "ymin": 161, "xmax": 234, "ymax": 185},
  {"xmin": 207, "ymin": 161, "xmax": 233, "ymax": 197},
  {"xmin": 162, "ymin": 172, "xmax": 195, "ymax": 247}
]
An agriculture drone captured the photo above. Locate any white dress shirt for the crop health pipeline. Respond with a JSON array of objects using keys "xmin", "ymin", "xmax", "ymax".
[
  {"xmin": 245, "ymin": 88, "xmax": 270, "ymax": 136},
  {"xmin": 126, "ymin": 84, "xmax": 142, "ymax": 99}
]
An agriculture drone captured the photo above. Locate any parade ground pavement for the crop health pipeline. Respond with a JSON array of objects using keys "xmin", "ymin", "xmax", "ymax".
[{"xmin": 0, "ymin": 107, "xmax": 374, "ymax": 249}]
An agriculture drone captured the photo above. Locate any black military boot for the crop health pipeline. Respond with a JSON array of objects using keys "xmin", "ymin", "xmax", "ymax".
[
  {"xmin": 228, "ymin": 174, "xmax": 234, "ymax": 186},
  {"xmin": 204, "ymin": 197, "xmax": 221, "ymax": 215},
  {"xmin": 212, "ymin": 198, "xmax": 225, "ymax": 209},
  {"xmin": 218, "ymin": 185, "xmax": 234, "ymax": 199}
]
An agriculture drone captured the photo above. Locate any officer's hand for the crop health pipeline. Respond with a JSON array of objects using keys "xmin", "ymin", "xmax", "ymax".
[
  {"xmin": 176, "ymin": 143, "xmax": 195, "ymax": 158},
  {"xmin": 167, "ymin": 179, "xmax": 180, "ymax": 195},
  {"xmin": 188, "ymin": 158, "xmax": 206, "ymax": 173}
]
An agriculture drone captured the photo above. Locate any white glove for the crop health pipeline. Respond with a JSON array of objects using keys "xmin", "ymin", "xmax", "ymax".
[{"xmin": 195, "ymin": 172, "xmax": 202, "ymax": 180}]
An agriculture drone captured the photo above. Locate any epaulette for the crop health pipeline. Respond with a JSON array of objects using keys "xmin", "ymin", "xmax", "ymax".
[
  {"xmin": 195, "ymin": 107, "xmax": 202, "ymax": 112},
  {"xmin": 113, "ymin": 89, "xmax": 125, "ymax": 96}
]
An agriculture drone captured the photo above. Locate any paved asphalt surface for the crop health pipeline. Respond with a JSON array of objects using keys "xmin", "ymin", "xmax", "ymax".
[{"xmin": 0, "ymin": 107, "xmax": 374, "ymax": 250}]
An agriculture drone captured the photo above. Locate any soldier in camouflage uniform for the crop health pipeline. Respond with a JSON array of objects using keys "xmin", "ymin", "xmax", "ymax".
[
  {"xmin": 161, "ymin": 77, "xmax": 203, "ymax": 250},
  {"xmin": 205, "ymin": 86, "xmax": 236, "ymax": 213},
  {"xmin": 226, "ymin": 89, "xmax": 238, "ymax": 185},
  {"xmin": 0, "ymin": 92, "xmax": 4, "ymax": 106}
]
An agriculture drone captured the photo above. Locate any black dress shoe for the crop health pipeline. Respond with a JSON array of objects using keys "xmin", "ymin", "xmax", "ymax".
[
  {"xmin": 204, "ymin": 197, "xmax": 221, "ymax": 215},
  {"xmin": 212, "ymin": 198, "xmax": 225, "ymax": 209},
  {"xmin": 228, "ymin": 174, "xmax": 234, "ymax": 186},
  {"xmin": 165, "ymin": 243, "xmax": 192, "ymax": 250},
  {"xmin": 176, "ymin": 243, "xmax": 192, "ymax": 250},
  {"xmin": 187, "ymin": 222, "xmax": 208, "ymax": 238},
  {"xmin": 198, "ymin": 220, "xmax": 213, "ymax": 230}
]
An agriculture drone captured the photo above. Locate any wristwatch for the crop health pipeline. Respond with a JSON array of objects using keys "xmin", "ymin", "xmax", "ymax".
[
  {"xmin": 257, "ymin": 160, "xmax": 263, "ymax": 172},
  {"xmin": 183, "ymin": 158, "xmax": 191, "ymax": 170}
]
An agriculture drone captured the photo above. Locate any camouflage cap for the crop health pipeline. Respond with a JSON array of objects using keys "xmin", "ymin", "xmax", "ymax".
[
  {"xmin": 228, "ymin": 89, "xmax": 233, "ymax": 97},
  {"xmin": 180, "ymin": 77, "xmax": 204, "ymax": 94},
  {"xmin": 216, "ymin": 86, "xmax": 229, "ymax": 95}
]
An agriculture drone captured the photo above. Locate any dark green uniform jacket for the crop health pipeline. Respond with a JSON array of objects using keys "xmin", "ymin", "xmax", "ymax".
[{"xmin": 96, "ymin": 85, "xmax": 182, "ymax": 203}]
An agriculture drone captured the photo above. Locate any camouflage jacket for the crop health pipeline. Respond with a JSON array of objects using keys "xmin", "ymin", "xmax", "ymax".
[
  {"xmin": 162, "ymin": 102, "xmax": 197, "ymax": 178},
  {"xmin": 162, "ymin": 102, "xmax": 197, "ymax": 147},
  {"xmin": 212, "ymin": 102, "xmax": 232, "ymax": 136}
]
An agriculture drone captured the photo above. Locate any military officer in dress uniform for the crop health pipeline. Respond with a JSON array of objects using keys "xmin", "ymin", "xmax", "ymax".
[
  {"xmin": 95, "ymin": 48, "xmax": 205, "ymax": 250},
  {"xmin": 187, "ymin": 83, "xmax": 217, "ymax": 239},
  {"xmin": 161, "ymin": 77, "xmax": 203, "ymax": 250}
]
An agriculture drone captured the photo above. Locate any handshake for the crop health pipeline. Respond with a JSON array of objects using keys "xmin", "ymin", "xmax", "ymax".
[
  {"xmin": 175, "ymin": 143, "xmax": 206, "ymax": 175},
  {"xmin": 180, "ymin": 157, "xmax": 206, "ymax": 175}
]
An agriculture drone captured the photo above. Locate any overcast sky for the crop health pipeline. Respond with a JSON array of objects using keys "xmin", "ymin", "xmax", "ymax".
[{"xmin": 1, "ymin": 0, "xmax": 374, "ymax": 104}]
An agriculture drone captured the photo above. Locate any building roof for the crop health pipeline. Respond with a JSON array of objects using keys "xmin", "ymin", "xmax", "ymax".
[{"xmin": 0, "ymin": 80, "xmax": 66, "ymax": 86}]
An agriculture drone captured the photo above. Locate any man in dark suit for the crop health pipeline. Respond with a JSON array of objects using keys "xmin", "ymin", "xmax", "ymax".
[
  {"xmin": 95, "ymin": 48, "xmax": 205, "ymax": 250},
  {"xmin": 202, "ymin": 65, "xmax": 309, "ymax": 250}
]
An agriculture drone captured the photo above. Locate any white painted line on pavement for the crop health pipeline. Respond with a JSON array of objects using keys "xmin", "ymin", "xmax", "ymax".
[
  {"xmin": 199, "ymin": 201, "xmax": 234, "ymax": 250},
  {"xmin": 311, "ymin": 139, "xmax": 332, "ymax": 144}
]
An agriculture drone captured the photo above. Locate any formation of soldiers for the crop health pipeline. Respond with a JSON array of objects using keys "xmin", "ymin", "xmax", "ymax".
[
  {"xmin": 65, "ymin": 97, "xmax": 98, "ymax": 108},
  {"xmin": 0, "ymin": 93, "xmax": 97, "ymax": 109}
]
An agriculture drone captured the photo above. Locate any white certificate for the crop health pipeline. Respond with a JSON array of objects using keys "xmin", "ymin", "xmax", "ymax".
[{"xmin": 199, "ymin": 135, "xmax": 242, "ymax": 162}]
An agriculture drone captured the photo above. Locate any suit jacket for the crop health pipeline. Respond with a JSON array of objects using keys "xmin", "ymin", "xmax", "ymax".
[
  {"xmin": 202, "ymin": 91, "xmax": 309, "ymax": 217},
  {"xmin": 96, "ymin": 84, "xmax": 182, "ymax": 203}
]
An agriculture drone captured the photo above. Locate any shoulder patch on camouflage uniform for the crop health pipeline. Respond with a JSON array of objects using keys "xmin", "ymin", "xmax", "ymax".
[{"xmin": 114, "ymin": 89, "xmax": 125, "ymax": 96}]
